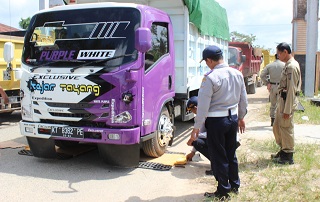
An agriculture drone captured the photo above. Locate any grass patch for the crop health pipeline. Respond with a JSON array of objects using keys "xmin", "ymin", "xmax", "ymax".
[
  {"xmin": 263, "ymin": 96, "xmax": 320, "ymax": 124},
  {"xmin": 294, "ymin": 97, "xmax": 320, "ymax": 124},
  {"xmin": 230, "ymin": 140, "xmax": 320, "ymax": 201}
]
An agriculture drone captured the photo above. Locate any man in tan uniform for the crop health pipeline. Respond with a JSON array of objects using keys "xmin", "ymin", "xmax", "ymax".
[
  {"xmin": 260, "ymin": 54, "xmax": 285, "ymax": 126},
  {"xmin": 272, "ymin": 42, "xmax": 301, "ymax": 165}
]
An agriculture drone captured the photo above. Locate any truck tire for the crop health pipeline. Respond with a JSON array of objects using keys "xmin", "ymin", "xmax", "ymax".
[
  {"xmin": 248, "ymin": 82, "xmax": 256, "ymax": 94},
  {"xmin": 256, "ymin": 79, "xmax": 262, "ymax": 87},
  {"xmin": 55, "ymin": 140, "xmax": 79, "ymax": 149},
  {"xmin": 26, "ymin": 137, "xmax": 56, "ymax": 158},
  {"xmin": 142, "ymin": 106, "xmax": 174, "ymax": 157},
  {"xmin": 98, "ymin": 143, "xmax": 140, "ymax": 167},
  {"xmin": 0, "ymin": 111, "xmax": 13, "ymax": 117}
]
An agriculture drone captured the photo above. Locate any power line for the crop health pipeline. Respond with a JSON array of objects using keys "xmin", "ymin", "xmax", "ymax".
[{"xmin": 230, "ymin": 24, "xmax": 291, "ymax": 27}]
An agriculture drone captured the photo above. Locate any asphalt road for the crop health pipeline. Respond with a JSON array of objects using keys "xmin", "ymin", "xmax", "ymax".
[{"xmin": 0, "ymin": 111, "xmax": 210, "ymax": 202}]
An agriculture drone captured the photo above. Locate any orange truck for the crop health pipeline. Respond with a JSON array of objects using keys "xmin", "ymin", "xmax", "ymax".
[
  {"xmin": 228, "ymin": 41, "xmax": 262, "ymax": 94},
  {"xmin": 0, "ymin": 35, "xmax": 24, "ymax": 115}
]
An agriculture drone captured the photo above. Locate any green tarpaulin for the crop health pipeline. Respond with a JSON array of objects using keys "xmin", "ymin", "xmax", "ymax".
[{"xmin": 183, "ymin": 0, "xmax": 229, "ymax": 41}]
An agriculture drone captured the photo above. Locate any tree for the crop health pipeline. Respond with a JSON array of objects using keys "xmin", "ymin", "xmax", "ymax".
[
  {"xmin": 19, "ymin": 17, "xmax": 31, "ymax": 29},
  {"xmin": 230, "ymin": 31, "xmax": 256, "ymax": 44}
]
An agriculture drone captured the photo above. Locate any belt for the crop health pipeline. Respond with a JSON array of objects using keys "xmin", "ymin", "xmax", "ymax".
[
  {"xmin": 270, "ymin": 82, "xmax": 279, "ymax": 85},
  {"xmin": 207, "ymin": 107, "xmax": 238, "ymax": 117}
]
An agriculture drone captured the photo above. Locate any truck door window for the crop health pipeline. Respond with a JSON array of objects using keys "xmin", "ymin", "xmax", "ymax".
[
  {"xmin": 145, "ymin": 22, "xmax": 168, "ymax": 72},
  {"xmin": 228, "ymin": 48, "xmax": 238, "ymax": 65}
]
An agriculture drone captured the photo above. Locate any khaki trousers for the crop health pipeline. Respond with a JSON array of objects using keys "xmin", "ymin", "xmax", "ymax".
[
  {"xmin": 272, "ymin": 97, "xmax": 295, "ymax": 153},
  {"xmin": 269, "ymin": 84, "xmax": 278, "ymax": 118}
]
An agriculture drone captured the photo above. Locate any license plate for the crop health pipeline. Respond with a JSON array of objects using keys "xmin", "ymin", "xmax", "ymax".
[{"xmin": 51, "ymin": 126, "xmax": 84, "ymax": 139}]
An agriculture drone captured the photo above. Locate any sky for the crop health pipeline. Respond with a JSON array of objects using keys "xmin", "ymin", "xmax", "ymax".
[
  {"xmin": 1, "ymin": 0, "xmax": 39, "ymax": 30},
  {"xmin": 215, "ymin": 0, "xmax": 294, "ymax": 53},
  {"xmin": 0, "ymin": 0, "xmax": 313, "ymax": 53}
]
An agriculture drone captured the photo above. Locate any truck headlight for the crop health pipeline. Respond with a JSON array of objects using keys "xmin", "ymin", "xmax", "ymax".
[
  {"xmin": 114, "ymin": 111, "xmax": 132, "ymax": 123},
  {"xmin": 25, "ymin": 127, "xmax": 34, "ymax": 133}
]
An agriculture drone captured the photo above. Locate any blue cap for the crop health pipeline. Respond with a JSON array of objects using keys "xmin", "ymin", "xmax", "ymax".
[
  {"xmin": 186, "ymin": 96, "xmax": 198, "ymax": 111},
  {"xmin": 200, "ymin": 45, "xmax": 223, "ymax": 63}
]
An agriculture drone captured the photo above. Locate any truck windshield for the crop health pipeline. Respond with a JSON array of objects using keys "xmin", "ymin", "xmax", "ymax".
[
  {"xmin": 228, "ymin": 48, "xmax": 238, "ymax": 66},
  {"xmin": 22, "ymin": 7, "xmax": 140, "ymax": 70}
]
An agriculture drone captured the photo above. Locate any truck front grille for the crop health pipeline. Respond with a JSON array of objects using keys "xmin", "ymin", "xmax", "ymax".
[
  {"xmin": 44, "ymin": 102, "xmax": 97, "ymax": 120},
  {"xmin": 40, "ymin": 119, "xmax": 107, "ymax": 128},
  {"xmin": 46, "ymin": 102, "xmax": 94, "ymax": 108},
  {"xmin": 49, "ymin": 112, "xmax": 93, "ymax": 119}
]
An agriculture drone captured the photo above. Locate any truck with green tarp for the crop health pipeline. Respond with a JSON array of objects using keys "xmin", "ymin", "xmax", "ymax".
[{"xmin": 20, "ymin": 0, "xmax": 230, "ymax": 167}]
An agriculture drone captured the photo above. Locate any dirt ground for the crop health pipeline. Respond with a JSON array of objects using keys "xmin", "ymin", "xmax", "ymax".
[
  {"xmin": 2, "ymin": 85, "xmax": 319, "ymax": 202},
  {"xmin": 163, "ymin": 85, "xmax": 273, "ymax": 200},
  {"xmin": 168, "ymin": 85, "xmax": 320, "ymax": 201}
]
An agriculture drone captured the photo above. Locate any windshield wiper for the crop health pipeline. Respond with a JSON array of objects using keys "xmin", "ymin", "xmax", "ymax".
[
  {"xmin": 70, "ymin": 53, "xmax": 136, "ymax": 73},
  {"xmin": 30, "ymin": 60, "xmax": 85, "ymax": 72}
]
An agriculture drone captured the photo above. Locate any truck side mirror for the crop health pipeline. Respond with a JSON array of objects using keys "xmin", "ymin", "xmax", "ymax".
[
  {"xmin": 241, "ymin": 55, "xmax": 246, "ymax": 63},
  {"xmin": 135, "ymin": 28, "xmax": 151, "ymax": 53},
  {"xmin": 3, "ymin": 42, "xmax": 14, "ymax": 64}
]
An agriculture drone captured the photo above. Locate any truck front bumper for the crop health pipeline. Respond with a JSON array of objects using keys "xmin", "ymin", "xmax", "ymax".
[{"xmin": 20, "ymin": 121, "xmax": 141, "ymax": 145}]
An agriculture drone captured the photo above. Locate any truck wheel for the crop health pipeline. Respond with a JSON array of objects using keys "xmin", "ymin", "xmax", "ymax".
[
  {"xmin": 0, "ymin": 111, "xmax": 13, "ymax": 117},
  {"xmin": 55, "ymin": 140, "xmax": 79, "ymax": 149},
  {"xmin": 245, "ymin": 83, "xmax": 249, "ymax": 93},
  {"xmin": 257, "ymin": 79, "xmax": 262, "ymax": 87},
  {"xmin": 142, "ymin": 106, "xmax": 174, "ymax": 157},
  {"xmin": 248, "ymin": 82, "xmax": 256, "ymax": 94},
  {"xmin": 257, "ymin": 81, "xmax": 262, "ymax": 87},
  {"xmin": 98, "ymin": 143, "xmax": 140, "ymax": 167},
  {"xmin": 26, "ymin": 137, "xmax": 56, "ymax": 158}
]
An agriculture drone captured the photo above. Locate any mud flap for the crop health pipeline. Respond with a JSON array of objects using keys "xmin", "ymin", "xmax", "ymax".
[
  {"xmin": 98, "ymin": 143, "xmax": 140, "ymax": 167},
  {"xmin": 26, "ymin": 137, "xmax": 56, "ymax": 158}
]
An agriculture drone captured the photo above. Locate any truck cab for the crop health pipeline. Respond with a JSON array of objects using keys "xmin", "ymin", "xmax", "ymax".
[
  {"xmin": 20, "ymin": 3, "xmax": 176, "ymax": 166},
  {"xmin": 228, "ymin": 42, "xmax": 262, "ymax": 94},
  {"xmin": 228, "ymin": 46, "xmax": 246, "ymax": 70}
]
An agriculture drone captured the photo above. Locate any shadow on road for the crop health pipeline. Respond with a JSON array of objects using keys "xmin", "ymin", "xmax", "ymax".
[
  {"xmin": 247, "ymin": 96, "xmax": 269, "ymax": 104},
  {"xmin": 239, "ymin": 158, "xmax": 272, "ymax": 172},
  {"xmin": 0, "ymin": 136, "xmax": 135, "ymax": 185},
  {"xmin": 170, "ymin": 118, "xmax": 193, "ymax": 147},
  {"xmin": 247, "ymin": 125, "xmax": 273, "ymax": 132},
  {"xmin": 125, "ymin": 194, "xmax": 206, "ymax": 202}
]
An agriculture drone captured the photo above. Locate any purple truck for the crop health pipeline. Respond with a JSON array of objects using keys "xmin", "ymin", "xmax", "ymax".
[{"xmin": 19, "ymin": 1, "xmax": 229, "ymax": 167}]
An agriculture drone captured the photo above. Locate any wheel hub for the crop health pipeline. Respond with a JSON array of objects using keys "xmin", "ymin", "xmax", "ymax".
[{"xmin": 157, "ymin": 114, "xmax": 173, "ymax": 147}]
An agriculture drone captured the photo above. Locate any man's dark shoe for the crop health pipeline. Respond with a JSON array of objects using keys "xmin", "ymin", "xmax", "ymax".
[
  {"xmin": 204, "ymin": 191, "xmax": 230, "ymax": 201},
  {"xmin": 230, "ymin": 188, "xmax": 239, "ymax": 195},
  {"xmin": 273, "ymin": 152, "xmax": 294, "ymax": 165},
  {"xmin": 205, "ymin": 170, "xmax": 214, "ymax": 175},
  {"xmin": 236, "ymin": 141, "xmax": 241, "ymax": 149},
  {"xmin": 271, "ymin": 118, "xmax": 275, "ymax": 126},
  {"xmin": 271, "ymin": 150, "xmax": 283, "ymax": 159}
]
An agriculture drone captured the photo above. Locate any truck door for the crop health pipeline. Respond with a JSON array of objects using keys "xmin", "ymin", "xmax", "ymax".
[{"xmin": 142, "ymin": 22, "xmax": 174, "ymax": 135}]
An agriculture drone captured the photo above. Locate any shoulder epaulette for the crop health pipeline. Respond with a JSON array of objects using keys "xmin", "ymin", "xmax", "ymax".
[{"xmin": 205, "ymin": 70, "xmax": 213, "ymax": 76}]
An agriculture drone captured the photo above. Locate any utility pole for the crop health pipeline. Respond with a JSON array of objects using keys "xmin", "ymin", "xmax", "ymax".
[
  {"xmin": 305, "ymin": 0, "xmax": 318, "ymax": 97},
  {"xmin": 39, "ymin": 0, "xmax": 65, "ymax": 10},
  {"xmin": 39, "ymin": 0, "xmax": 50, "ymax": 10}
]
